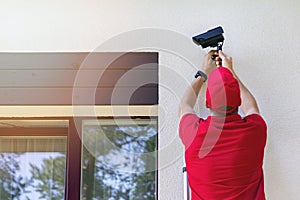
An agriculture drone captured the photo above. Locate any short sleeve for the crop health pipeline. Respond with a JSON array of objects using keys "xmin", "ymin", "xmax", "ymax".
[
  {"xmin": 179, "ymin": 114, "xmax": 200, "ymax": 148},
  {"xmin": 244, "ymin": 114, "xmax": 267, "ymax": 131}
]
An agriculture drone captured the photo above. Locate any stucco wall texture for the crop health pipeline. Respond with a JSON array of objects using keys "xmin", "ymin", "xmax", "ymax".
[{"xmin": 1, "ymin": 1, "xmax": 300, "ymax": 199}]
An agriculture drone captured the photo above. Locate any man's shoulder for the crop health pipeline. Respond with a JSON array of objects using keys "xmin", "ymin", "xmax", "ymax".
[
  {"xmin": 179, "ymin": 114, "xmax": 200, "ymax": 133},
  {"xmin": 244, "ymin": 113, "xmax": 266, "ymax": 123},
  {"xmin": 179, "ymin": 114, "xmax": 208, "ymax": 147},
  {"xmin": 243, "ymin": 113, "xmax": 267, "ymax": 130},
  {"xmin": 179, "ymin": 113, "xmax": 208, "ymax": 130}
]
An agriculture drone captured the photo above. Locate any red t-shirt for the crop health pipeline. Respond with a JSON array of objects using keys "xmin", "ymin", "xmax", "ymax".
[{"xmin": 179, "ymin": 113, "xmax": 267, "ymax": 200}]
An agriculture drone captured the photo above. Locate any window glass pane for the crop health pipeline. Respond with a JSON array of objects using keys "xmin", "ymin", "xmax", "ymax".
[
  {"xmin": 0, "ymin": 120, "xmax": 68, "ymax": 200},
  {"xmin": 81, "ymin": 119, "xmax": 157, "ymax": 200}
]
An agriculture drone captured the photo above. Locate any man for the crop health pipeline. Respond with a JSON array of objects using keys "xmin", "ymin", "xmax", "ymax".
[{"xmin": 178, "ymin": 50, "xmax": 267, "ymax": 200}]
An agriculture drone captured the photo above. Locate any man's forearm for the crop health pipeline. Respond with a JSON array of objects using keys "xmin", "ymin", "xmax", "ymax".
[
  {"xmin": 232, "ymin": 72, "xmax": 260, "ymax": 115},
  {"xmin": 181, "ymin": 76, "xmax": 205, "ymax": 106},
  {"xmin": 178, "ymin": 76, "xmax": 205, "ymax": 116},
  {"xmin": 178, "ymin": 50, "xmax": 216, "ymax": 118}
]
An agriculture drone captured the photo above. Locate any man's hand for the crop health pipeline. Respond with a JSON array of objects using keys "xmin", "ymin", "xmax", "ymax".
[
  {"xmin": 217, "ymin": 50, "xmax": 234, "ymax": 71},
  {"xmin": 217, "ymin": 50, "xmax": 261, "ymax": 116},
  {"xmin": 202, "ymin": 50, "xmax": 218, "ymax": 75}
]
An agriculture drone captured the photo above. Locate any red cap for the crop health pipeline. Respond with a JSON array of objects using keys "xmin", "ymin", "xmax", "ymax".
[{"xmin": 206, "ymin": 67, "xmax": 241, "ymax": 114}]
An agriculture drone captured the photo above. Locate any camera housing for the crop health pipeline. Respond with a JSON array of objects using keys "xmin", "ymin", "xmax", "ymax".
[{"xmin": 192, "ymin": 26, "xmax": 224, "ymax": 50}]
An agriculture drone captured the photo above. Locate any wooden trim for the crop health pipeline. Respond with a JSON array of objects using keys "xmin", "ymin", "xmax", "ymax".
[
  {"xmin": 0, "ymin": 127, "xmax": 68, "ymax": 136},
  {"xmin": 0, "ymin": 85, "xmax": 158, "ymax": 105},
  {"xmin": 65, "ymin": 118, "xmax": 82, "ymax": 200},
  {"xmin": 0, "ymin": 105, "xmax": 158, "ymax": 117},
  {"xmin": 0, "ymin": 69, "xmax": 157, "ymax": 87},
  {"xmin": 0, "ymin": 52, "xmax": 158, "ymax": 70},
  {"xmin": 0, "ymin": 52, "xmax": 158, "ymax": 105}
]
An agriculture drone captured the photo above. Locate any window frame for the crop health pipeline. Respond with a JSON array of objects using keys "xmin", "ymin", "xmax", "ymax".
[
  {"xmin": 0, "ymin": 112, "xmax": 158, "ymax": 200},
  {"xmin": 0, "ymin": 117, "xmax": 69, "ymax": 199},
  {"xmin": 80, "ymin": 116, "xmax": 158, "ymax": 200}
]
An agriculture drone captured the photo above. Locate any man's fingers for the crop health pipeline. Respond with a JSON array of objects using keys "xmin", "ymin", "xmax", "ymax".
[
  {"xmin": 208, "ymin": 50, "xmax": 218, "ymax": 57},
  {"xmin": 217, "ymin": 50, "xmax": 233, "ymax": 69},
  {"xmin": 218, "ymin": 50, "xmax": 226, "ymax": 59},
  {"xmin": 209, "ymin": 51, "xmax": 219, "ymax": 61},
  {"xmin": 215, "ymin": 56, "xmax": 222, "ymax": 61},
  {"xmin": 209, "ymin": 50, "xmax": 218, "ymax": 54},
  {"xmin": 215, "ymin": 56, "xmax": 222, "ymax": 66}
]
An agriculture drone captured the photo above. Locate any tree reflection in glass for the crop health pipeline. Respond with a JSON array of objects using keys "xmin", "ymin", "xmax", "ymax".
[{"xmin": 81, "ymin": 119, "xmax": 157, "ymax": 200}]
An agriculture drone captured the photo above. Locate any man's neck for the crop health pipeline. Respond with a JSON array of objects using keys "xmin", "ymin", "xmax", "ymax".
[{"xmin": 210, "ymin": 109, "xmax": 238, "ymax": 117}]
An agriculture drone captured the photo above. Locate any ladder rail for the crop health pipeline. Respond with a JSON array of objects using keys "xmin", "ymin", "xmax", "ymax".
[{"xmin": 183, "ymin": 167, "xmax": 191, "ymax": 200}]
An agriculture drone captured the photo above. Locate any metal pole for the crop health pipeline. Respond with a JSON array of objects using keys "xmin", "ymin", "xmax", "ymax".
[{"xmin": 183, "ymin": 167, "xmax": 190, "ymax": 200}]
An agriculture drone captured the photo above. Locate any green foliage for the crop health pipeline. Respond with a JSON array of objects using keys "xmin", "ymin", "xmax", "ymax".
[
  {"xmin": 29, "ymin": 122, "xmax": 157, "ymax": 200},
  {"xmin": 0, "ymin": 153, "xmax": 27, "ymax": 200},
  {"xmin": 82, "ymin": 124, "xmax": 157, "ymax": 200},
  {"xmin": 30, "ymin": 155, "xmax": 66, "ymax": 200}
]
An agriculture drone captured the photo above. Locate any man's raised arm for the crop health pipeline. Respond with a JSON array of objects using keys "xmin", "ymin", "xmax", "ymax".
[
  {"xmin": 218, "ymin": 51, "xmax": 260, "ymax": 116},
  {"xmin": 178, "ymin": 50, "xmax": 217, "ymax": 118}
]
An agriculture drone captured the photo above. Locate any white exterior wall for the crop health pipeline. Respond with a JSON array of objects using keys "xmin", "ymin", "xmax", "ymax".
[{"xmin": 1, "ymin": 1, "xmax": 300, "ymax": 199}]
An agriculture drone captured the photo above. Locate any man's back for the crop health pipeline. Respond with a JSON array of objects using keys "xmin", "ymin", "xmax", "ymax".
[
  {"xmin": 179, "ymin": 113, "xmax": 267, "ymax": 200},
  {"xmin": 178, "ymin": 50, "xmax": 267, "ymax": 200}
]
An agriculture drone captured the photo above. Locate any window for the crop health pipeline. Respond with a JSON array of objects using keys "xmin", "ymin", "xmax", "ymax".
[
  {"xmin": 81, "ymin": 119, "xmax": 157, "ymax": 200},
  {"xmin": 0, "ymin": 116, "xmax": 158, "ymax": 200},
  {"xmin": 0, "ymin": 120, "xmax": 68, "ymax": 200}
]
